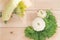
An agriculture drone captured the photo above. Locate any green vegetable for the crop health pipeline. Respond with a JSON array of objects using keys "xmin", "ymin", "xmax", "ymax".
[
  {"xmin": 0, "ymin": 12, "xmax": 2, "ymax": 17},
  {"xmin": 14, "ymin": 1, "xmax": 27, "ymax": 17},
  {"xmin": 25, "ymin": 10, "xmax": 57, "ymax": 40}
]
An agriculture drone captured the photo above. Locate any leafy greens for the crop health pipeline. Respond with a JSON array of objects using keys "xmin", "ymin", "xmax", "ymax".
[{"xmin": 25, "ymin": 10, "xmax": 57, "ymax": 40}]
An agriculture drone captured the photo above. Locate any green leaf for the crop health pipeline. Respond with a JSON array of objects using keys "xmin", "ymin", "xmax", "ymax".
[
  {"xmin": 0, "ymin": 12, "xmax": 2, "ymax": 17},
  {"xmin": 43, "ymin": 10, "xmax": 57, "ymax": 38},
  {"xmin": 25, "ymin": 26, "xmax": 35, "ymax": 39},
  {"xmin": 46, "ymin": 9, "xmax": 53, "ymax": 18},
  {"xmin": 14, "ymin": 1, "xmax": 27, "ymax": 17},
  {"xmin": 25, "ymin": 10, "xmax": 57, "ymax": 40},
  {"xmin": 39, "ymin": 33, "xmax": 46, "ymax": 40}
]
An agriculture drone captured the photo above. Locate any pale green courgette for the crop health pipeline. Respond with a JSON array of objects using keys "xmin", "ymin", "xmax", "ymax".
[{"xmin": 2, "ymin": 0, "xmax": 21, "ymax": 22}]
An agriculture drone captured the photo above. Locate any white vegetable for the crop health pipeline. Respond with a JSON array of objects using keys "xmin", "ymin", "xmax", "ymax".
[
  {"xmin": 32, "ymin": 17, "xmax": 45, "ymax": 31},
  {"xmin": 37, "ymin": 10, "xmax": 47, "ymax": 18},
  {"xmin": 22, "ymin": 0, "xmax": 32, "ymax": 8},
  {"xmin": 2, "ymin": 0, "xmax": 21, "ymax": 21}
]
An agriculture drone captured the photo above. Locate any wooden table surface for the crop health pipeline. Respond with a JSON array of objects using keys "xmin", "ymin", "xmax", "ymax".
[{"xmin": 0, "ymin": 0, "xmax": 60, "ymax": 40}]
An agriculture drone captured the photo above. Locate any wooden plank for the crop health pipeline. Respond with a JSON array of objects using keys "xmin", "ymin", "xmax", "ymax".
[
  {"xmin": 0, "ymin": 0, "xmax": 60, "ymax": 40},
  {"xmin": 0, "ymin": 10, "xmax": 59, "ymax": 27},
  {"xmin": 0, "ymin": 28, "xmax": 60, "ymax": 40},
  {"xmin": 1, "ymin": 0, "xmax": 60, "ymax": 10},
  {"xmin": 0, "ymin": 0, "xmax": 60, "ymax": 27},
  {"xmin": 53, "ymin": 11, "xmax": 60, "ymax": 27},
  {"xmin": 27, "ymin": 0, "xmax": 60, "ymax": 10}
]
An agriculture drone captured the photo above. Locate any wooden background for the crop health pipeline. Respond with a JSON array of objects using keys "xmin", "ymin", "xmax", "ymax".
[{"xmin": 0, "ymin": 0, "xmax": 60, "ymax": 40}]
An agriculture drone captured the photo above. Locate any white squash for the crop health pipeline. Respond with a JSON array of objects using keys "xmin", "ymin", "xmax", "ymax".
[
  {"xmin": 2, "ymin": 0, "xmax": 21, "ymax": 22},
  {"xmin": 32, "ymin": 17, "xmax": 45, "ymax": 31}
]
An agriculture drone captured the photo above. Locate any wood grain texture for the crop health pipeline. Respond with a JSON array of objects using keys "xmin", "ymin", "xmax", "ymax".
[
  {"xmin": 0, "ymin": 0, "xmax": 60, "ymax": 27},
  {"xmin": 0, "ymin": 10, "xmax": 60, "ymax": 27},
  {"xmin": 0, "ymin": 0, "xmax": 60, "ymax": 40},
  {"xmin": 0, "ymin": 28, "xmax": 60, "ymax": 40}
]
